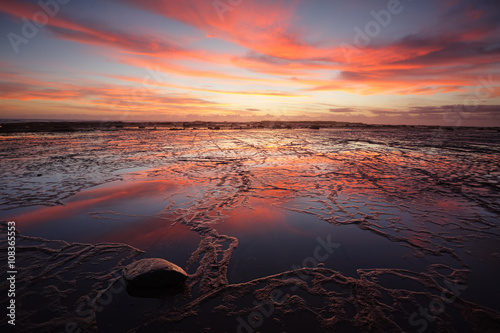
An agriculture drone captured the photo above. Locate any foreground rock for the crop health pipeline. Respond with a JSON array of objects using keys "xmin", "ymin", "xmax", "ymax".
[{"xmin": 123, "ymin": 258, "xmax": 188, "ymax": 288}]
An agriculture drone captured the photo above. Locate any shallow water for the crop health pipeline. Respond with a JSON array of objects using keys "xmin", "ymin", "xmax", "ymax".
[{"xmin": 1, "ymin": 127, "xmax": 499, "ymax": 332}]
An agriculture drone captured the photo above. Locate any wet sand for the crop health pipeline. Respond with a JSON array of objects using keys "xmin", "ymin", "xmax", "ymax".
[{"xmin": 1, "ymin": 124, "xmax": 500, "ymax": 332}]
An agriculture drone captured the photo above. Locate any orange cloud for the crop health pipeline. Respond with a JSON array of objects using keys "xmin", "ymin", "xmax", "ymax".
[{"xmin": 122, "ymin": 0, "xmax": 339, "ymax": 61}]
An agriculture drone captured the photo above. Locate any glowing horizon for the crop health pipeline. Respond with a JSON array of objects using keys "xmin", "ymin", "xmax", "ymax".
[{"xmin": 1, "ymin": 0, "xmax": 499, "ymax": 126}]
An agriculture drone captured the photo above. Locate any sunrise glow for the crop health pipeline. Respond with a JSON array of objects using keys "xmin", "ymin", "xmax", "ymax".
[{"xmin": 1, "ymin": 0, "xmax": 499, "ymax": 125}]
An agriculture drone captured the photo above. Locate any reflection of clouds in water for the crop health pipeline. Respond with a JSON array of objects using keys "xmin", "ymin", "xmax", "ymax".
[{"xmin": 1, "ymin": 127, "xmax": 500, "ymax": 332}]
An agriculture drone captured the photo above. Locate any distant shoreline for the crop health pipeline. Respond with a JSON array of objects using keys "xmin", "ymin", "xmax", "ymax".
[{"xmin": 1, "ymin": 120, "xmax": 499, "ymax": 133}]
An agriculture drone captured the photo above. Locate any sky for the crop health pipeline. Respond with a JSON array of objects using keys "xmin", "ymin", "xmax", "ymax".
[{"xmin": 0, "ymin": 0, "xmax": 499, "ymax": 126}]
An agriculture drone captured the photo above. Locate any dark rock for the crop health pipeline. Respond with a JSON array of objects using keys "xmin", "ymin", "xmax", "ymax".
[
  {"xmin": 126, "ymin": 283, "xmax": 186, "ymax": 298},
  {"xmin": 123, "ymin": 258, "xmax": 187, "ymax": 288}
]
